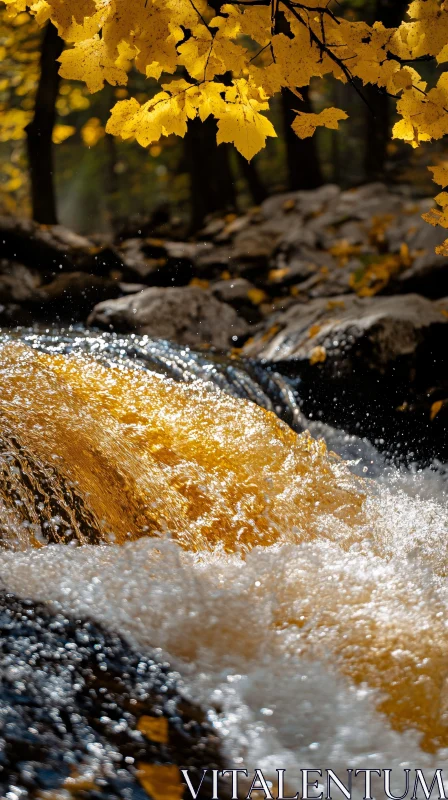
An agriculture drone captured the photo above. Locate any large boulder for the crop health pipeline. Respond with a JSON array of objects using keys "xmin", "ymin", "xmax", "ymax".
[
  {"xmin": 0, "ymin": 592, "xmax": 223, "ymax": 799},
  {"xmin": 35, "ymin": 272, "xmax": 123, "ymax": 321},
  {"xmin": 243, "ymin": 293, "xmax": 447, "ymax": 372},
  {"xmin": 210, "ymin": 277, "xmax": 264, "ymax": 323},
  {"xmin": 115, "ymin": 238, "xmax": 201, "ymax": 284},
  {"xmin": 0, "ymin": 216, "xmax": 93, "ymax": 273},
  {"xmin": 244, "ymin": 294, "xmax": 448, "ymax": 462},
  {"xmin": 88, "ymin": 285, "xmax": 249, "ymax": 348},
  {"xmin": 0, "ymin": 260, "xmax": 41, "ymax": 304},
  {"xmin": 0, "ymin": 261, "xmax": 42, "ymax": 326}
]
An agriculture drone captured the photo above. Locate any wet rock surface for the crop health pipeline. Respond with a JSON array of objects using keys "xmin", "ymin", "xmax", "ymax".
[
  {"xmin": 242, "ymin": 293, "xmax": 448, "ymax": 368},
  {"xmin": 243, "ymin": 293, "xmax": 448, "ymax": 463},
  {"xmin": 88, "ymin": 286, "xmax": 249, "ymax": 349},
  {"xmin": 0, "ymin": 591, "xmax": 223, "ymax": 799}
]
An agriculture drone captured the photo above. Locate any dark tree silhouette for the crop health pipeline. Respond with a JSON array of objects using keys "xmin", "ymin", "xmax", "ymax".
[
  {"xmin": 25, "ymin": 21, "xmax": 63, "ymax": 225},
  {"xmin": 184, "ymin": 116, "xmax": 237, "ymax": 231},
  {"xmin": 281, "ymin": 86, "xmax": 323, "ymax": 191},
  {"xmin": 236, "ymin": 151, "xmax": 267, "ymax": 206},
  {"xmin": 364, "ymin": 0, "xmax": 410, "ymax": 181}
]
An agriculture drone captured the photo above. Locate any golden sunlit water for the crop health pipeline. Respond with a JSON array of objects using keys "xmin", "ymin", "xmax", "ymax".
[{"xmin": 1, "ymin": 338, "xmax": 448, "ymax": 778}]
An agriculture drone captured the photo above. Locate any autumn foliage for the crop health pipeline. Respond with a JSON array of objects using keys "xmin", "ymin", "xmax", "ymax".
[{"xmin": 2, "ymin": 0, "xmax": 448, "ymax": 244}]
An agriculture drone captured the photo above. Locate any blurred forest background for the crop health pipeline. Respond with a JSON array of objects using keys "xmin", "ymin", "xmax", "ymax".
[{"xmin": 0, "ymin": 0, "xmax": 446, "ymax": 237}]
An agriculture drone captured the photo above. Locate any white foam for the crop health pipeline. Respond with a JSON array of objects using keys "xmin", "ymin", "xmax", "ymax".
[{"xmin": 1, "ymin": 470, "xmax": 448, "ymax": 784}]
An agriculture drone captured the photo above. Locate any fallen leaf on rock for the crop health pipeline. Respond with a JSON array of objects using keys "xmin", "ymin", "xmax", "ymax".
[
  {"xmin": 283, "ymin": 198, "xmax": 296, "ymax": 212},
  {"xmin": 309, "ymin": 346, "xmax": 327, "ymax": 365},
  {"xmin": 431, "ymin": 400, "xmax": 445, "ymax": 420},
  {"xmin": 262, "ymin": 324, "xmax": 281, "ymax": 342},
  {"xmin": 400, "ymin": 242, "xmax": 412, "ymax": 266},
  {"xmin": 268, "ymin": 267, "xmax": 290, "ymax": 282},
  {"xmin": 329, "ymin": 240, "xmax": 361, "ymax": 266},
  {"xmin": 369, "ymin": 214, "xmax": 394, "ymax": 246},
  {"xmin": 189, "ymin": 277, "xmax": 209, "ymax": 289},
  {"xmin": 308, "ymin": 323, "xmax": 322, "ymax": 339},
  {"xmin": 137, "ymin": 716, "xmax": 169, "ymax": 744},
  {"xmin": 350, "ymin": 253, "xmax": 408, "ymax": 297},
  {"xmin": 247, "ymin": 287, "xmax": 268, "ymax": 305},
  {"xmin": 137, "ymin": 764, "xmax": 184, "ymax": 800}
]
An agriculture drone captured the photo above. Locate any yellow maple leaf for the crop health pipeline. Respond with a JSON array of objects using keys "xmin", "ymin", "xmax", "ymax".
[
  {"xmin": 422, "ymin": 206, "xmax": 448, "ymax": 229},
  {"xmin": 308, "ymin": 323, "xmax": 322, "ymax": 338},
  {"xmin": 178, "ymin": 22, "xmax": 246, "ymax": 81},
  {"xmin": 429, "ymin": 163, "xmax": 448, "ymax": 188},
  {"xmin": 81, "ymin": 116, "xmax": 105, "ymax": 147},
  {"xmin": 247, "ymin": 287, "xmax": 268, "ymax": 305},
  {"xmin": 52, "ymin": 123, "xmax": 75, "ymax": 144},
  {"xmin": 137, "ymin": 764, "xmax": 183, "ymax": 800},
  {"xmin": 435, "ymin": 239, "xmax": 448, "ymax": 256},
  {"xmin": 106, "ymin": 86, "xmax": 194, "ymax": 147},
  {"xmin": 327, "ymin": 300, "xmax": 345, "ymax": 311},
  {"xmin": 292, "ymin": 107, "xmax": 348, "ymax": 139},
  {"xmin": 137, "ymin": 716, "xmax": 169, "ymax": 744},
  {"xmin": 59, "ymin": 36, "xmax": 128, "ymax": 93},
  {"xmin": 430, "ymin": 400, "xmax": 444, "ymax": 421},
  {"xmin": 310, "ymin": 346, "xmax": 327, "ymax": 365},
  {"xmin": 0, "ymin": 107, "xmax": 31, "ymax": 141},
  {"xmin": 215, "ymin": 78, "xmax": 276, "ymax": 160},
  {"xmin": 189, "ymin": 277, "xmax": 209, "ymax": 289}
]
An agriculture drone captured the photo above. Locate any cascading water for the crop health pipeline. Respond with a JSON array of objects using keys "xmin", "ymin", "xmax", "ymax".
[{"xmin": 0, "ymin": 330, "xmax": 447, "ymax": 796}]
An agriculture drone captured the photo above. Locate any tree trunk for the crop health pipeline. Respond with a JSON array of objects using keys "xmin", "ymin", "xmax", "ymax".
[
  {"xmin": 363, "ymin": 87, "xmax": 391, "ymax": 182},
  {"xmin": 185, "ymin": 116, "xmax": 237, "ymax": 232},
  {"xmin": 281, "ymin": 86, "xmax": 323, "ymax": 191},
  {"xmin": 25, "ymin": 22, "xmax": 63, "ymax": 225},
  {"xmin": 363, "ymin": 0, "xmax": 409, "ymax": 182},
  {"xmin": 236, "ymin": 151, "xmax": 267, "ymax": 206},
  {"xmin": 104, "ymin": 132, "xmax": 119, "ymax": 231}
]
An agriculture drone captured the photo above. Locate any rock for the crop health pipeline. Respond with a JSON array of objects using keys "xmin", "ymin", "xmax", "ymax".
[
  {"xmin": 243, "ymin": 293, "xmax": 446, "ymax": 367},
  {"xmin": 0, "ymin": 303, "xmax": 34, "ymax": 327},
  {"xmin": 211, "ymin": 277, "xmax": 255, "ymax": 304},
  {"xmin": 382, "ymin": 208, "xmax": 448, "ymax": 298},
  {"xmin": 36, "ymin": 272, "xmax": 123, "ymax": 321},
  {"xmin": 199, "ymin": 216, "xmax": 227, "ymax": 240},
  {"xmin": 385, "ymin": 200, "xmax": 447, "ymax": 253},
  {"xmin": 260, "ymin": 184, "xmax": 340, "ymax": 220},
  {"xmin": 0, "ymin": 216, "xmax": 93, "ymax": 272},
  {"xmin": 0, "ymin": 261, "xmax": 41, "ymax": 304},
  {"xmin": 111, "ymin": 238, "xmax": 152, "ymax": 279},
  {"xmin": 118, "ymin": 281, "xmax": 148, "ymax": 294},
  {"xmin": 88, "ymin": 286, "xmax": 249, "ymax": 348},
  {"xmin": 244, "ymin": 293, "xmax": 448, "ymax": 462},
  {"xmin": 389, "ymin": 252, "xmax": 448, "ymax": 298},
  {"xmin": 0, "ymin": 592, "xmax": 223, "ymax": 800},
  {"xmin": 232, "ymin": 224, "xmax": 283, "ymax": 263},
  {"xmin": 194, "ymin": 244, "xmax": 240, "ymax": 277},
  {"xmin": 77, "ymin": 245, "xmax": 127, "ymax": 278},
  {"xmin": 116, "ymin": 238, "xmax": 201, "ymax": 285},
  {"xmin": 210, "ymin": 277, "xmax": 263, "ymax": 324}
]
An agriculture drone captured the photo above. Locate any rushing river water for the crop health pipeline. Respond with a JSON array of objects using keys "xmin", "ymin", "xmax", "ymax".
[{"xmin": 0, "ymin": 331, "xmax": 447, "ymax": 796}]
